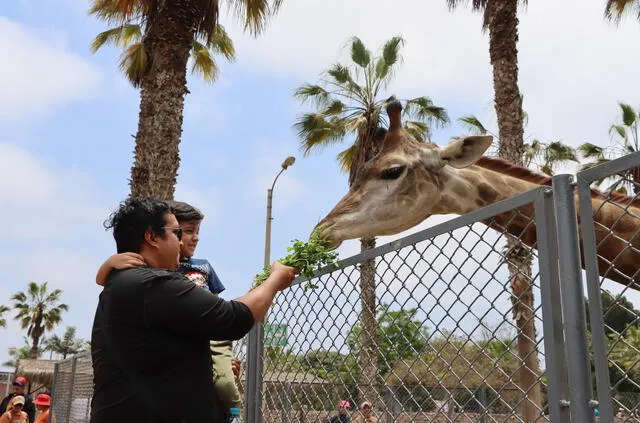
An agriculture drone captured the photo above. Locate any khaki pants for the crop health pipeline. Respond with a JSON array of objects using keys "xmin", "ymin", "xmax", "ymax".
[{"xmin": 210, "ymin": 339, "xmax": 243, "ymax": 410}]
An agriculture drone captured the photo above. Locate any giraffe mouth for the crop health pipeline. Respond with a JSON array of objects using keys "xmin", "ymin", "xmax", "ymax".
[{"xmin": 312, "ymin": 222, "xmax": 342, "ymax": 250}]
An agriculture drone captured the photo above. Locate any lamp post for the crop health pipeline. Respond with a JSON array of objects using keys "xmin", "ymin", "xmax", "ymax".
[{"xmin": 245, "ymin": 155, "xmax": 295, "ymax": 423}]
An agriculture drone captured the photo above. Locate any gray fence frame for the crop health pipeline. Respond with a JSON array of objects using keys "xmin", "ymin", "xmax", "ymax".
[{"xmin": 51, "ymin": 152, "xmax": 640, "ymax": 423}]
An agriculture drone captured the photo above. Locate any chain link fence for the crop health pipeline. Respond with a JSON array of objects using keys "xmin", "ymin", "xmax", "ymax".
[
  {"xmin": 50, "ymin": 352, "xmax": 93, "ymax": 423},
  {"xmin": 49, "ymin": 152, "xmax": 640, "ymax": 423},
  {"xmin": 578, "ymin": 151, "xmax": 640, "ymax": 423}
]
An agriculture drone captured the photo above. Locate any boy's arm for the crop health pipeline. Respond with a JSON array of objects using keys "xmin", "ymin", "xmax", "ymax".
[{"xmin": 96, "ymin": 253, "xmax": 145, "ymax": 286}]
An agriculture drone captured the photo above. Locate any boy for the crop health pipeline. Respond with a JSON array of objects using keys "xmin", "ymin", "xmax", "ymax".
[{"xmin": 96, "ymin": 200, "xmax": 243, "ymax": 412}]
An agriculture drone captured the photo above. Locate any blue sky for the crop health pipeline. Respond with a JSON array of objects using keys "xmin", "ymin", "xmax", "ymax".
[{"xmin": 1, "ymin": 0, "xmax": 640, "ymax": 368}]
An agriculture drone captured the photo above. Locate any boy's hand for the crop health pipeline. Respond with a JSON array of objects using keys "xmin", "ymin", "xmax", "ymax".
[
  {"xmin": 231, "ymin": 359, "xmax": 241, "ymax": 378},
  {"xmin": 267, "ymin": 261, "xmax": 299, "ymax": 291},
  {"xmin": 109, "ymin": 253, "xmax": 145, "ymax": 269}
]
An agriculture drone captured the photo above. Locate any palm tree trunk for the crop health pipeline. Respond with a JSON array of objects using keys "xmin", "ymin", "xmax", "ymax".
[
  {"xmin": 488, "ymin": 0, "xmax": 525, "ymax": 166},
  {"xmin": 488, "ymin": 1, "xmax": 540, "ymax": 421},
  {"xmin": 129, "ymin": 1, "xmax": 201, "ymax": 201},
  {"xmin": 358, "ymin": 236, "xmax": 378, "ymax": 406}
]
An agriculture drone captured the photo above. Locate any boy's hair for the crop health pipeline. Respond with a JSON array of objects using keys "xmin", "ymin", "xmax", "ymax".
[
  {"xmin": 167, "ymin": 200, "xmax": 204, "ymax": 222},
  {"xmin": 104, "ymin": 197, "xmax": 171, "ymax": 253}
]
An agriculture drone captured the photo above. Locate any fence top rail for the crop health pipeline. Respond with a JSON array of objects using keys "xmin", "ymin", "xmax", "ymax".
[
  {"xmin": 577, "ymin": 150, "xmax": 640, "ymax": 185},
  {"xmin": 53, "ymin": 351, "xmax": 91, "ymax": 366},
  {"xmin": 293, "ymin": 186, "xmax": 548, "ymax": 285}
]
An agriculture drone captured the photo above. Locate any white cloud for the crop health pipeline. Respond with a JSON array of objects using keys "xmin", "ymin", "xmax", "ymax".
[
  {"xmin": 0, "ymin": 143, "xmax": 113, "ymax": 370},
  {"xmin": 0, "ymin": 17, "xmax": 102, "ymax": 122},
  {"xmin": 223, "ymin": 0, "xmax": 640, "ymax": 146}
]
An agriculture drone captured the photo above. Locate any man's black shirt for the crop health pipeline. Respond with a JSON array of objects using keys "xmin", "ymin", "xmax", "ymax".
[{"xmin": 90, "ymin": 267, "xmax": 254, "ymax": 423}]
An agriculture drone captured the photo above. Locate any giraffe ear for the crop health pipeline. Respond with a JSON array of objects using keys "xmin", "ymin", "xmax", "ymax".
[{"xmin": 439, "ymin": 136, "xmax": 493, "ymax": 168}]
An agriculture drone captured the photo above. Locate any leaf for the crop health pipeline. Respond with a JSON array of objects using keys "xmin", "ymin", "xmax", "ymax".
[
  {"xmin": 578, "ymin": 143, "xmax": 605, "ymax": 159},
  {"xmin": 204, "ymin": 24, "xmax": 236, "ymax": 62},
  {"xmin": 322, "ymin": 100, "xmax": 346, "ymax": 116},
  {"xmin": 610, "ymin": 124, "xmax": 628, "ymax": 141},
  {"xmin": 458, "ymin": 115, "xmax": 488, "ymax": 135},
  {"xmin": 404, "ymin": 120, "xmax": 430, "ymax": 142},
  {"xmin": 381, "ymin": 36, "xmax": 404, "ymax": 67},
  {"xmin": 350, "ymin": 37, "xmax": 371, "ymax": 68},
  {"xmin": 119, "ymin": 42, "xmax": 148, "ymax": 87},
  {"xmin": 293, "ymin": 84, "xmax": 331, "ymax": 107},
  {"xmin": 90, "ymin": 24, "xmax": 142, "ymax": 52},
  {"xmin": 293, "ymin": 113, "xmax": 347, "ymax": 155},
  {"xmin": 191, "ymin": 40, "xmax": 219, "ymax": 83},
  {"xmin": 326, "ymin": 63, "xmax": 352, "ymax": 85},
  {"xmin": 620, "ymin": 102, "xmax": 637, "ymax": 127}
]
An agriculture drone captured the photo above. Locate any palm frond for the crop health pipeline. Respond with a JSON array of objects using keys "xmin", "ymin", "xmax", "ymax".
[
  {"xmin": 350, "ymin": 37, "xmax": 371, "ymax": 68},
  {"xmin": 293, "ymin": 113, "xmax": 347, "ymax": 155},
  {"xmin": 204, "ymin": 24, "xmax": 236, "ymax": 61},
  {"xmin": 228, "ymin": 0, "xmax": 282, "ymax": 37},
  {"xmin": 337, "ymin": 144, "xmax": 357, "ymax": 173},
  {"xmin": 404, "ymin": 120, "xmax": 430, "ymax": 142},
  {"xmin": 458, "ymin": 115, "xmax": 488, "ymax": 135},
  {"xmin": 545, "ymin": 141, "xmax": 578, "ymax": 163},
  {"xmin": 578, "ymin": 142, "xmax": 606, "ymax": 159},
  {"xmin": 90, "ymin": 24, "xmax": 142, "ymax": 52},
  {"xmin": 381, "ymin": 36, "xmax": 404, "ymax": 68},
  {"xmin": 119, "ymin": 42, "xmax": 148, "ymax": 87},
  {"xmin": 405, "ymin": 97, "xmax": 450, "ymax": 126},
  {"xmin": 293, "ymin": 84, "xmax": 332, "ymax": 108},
  {"xmin": 605, "ymin": 0, "xmax": 640, "ymax": 24},
  {"xmin": 619, "ymin": 102, "xmax": 638, "ymax": 127},
  {"xmin": 322, "ymin": 100, "xmax": 346, "ymax": 116},
  {"xmin": 610, "ymin": 124, "xmax": 629, "ymax": 141},
  {"xmin": 326, "ymin": 64, "xmax": 353, "ymax": 85},
  {"xmin": 191, "ymin": 40, "xmax": 219, "ymax": 83}
]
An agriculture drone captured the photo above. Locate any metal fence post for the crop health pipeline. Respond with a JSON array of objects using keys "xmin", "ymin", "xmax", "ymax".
[
  {"xmin": 65, "ymin": 356, "xmax": 78, "ymax": 423},
  {"xmin": 49, "ymin": 363, "xmax": 59, "ymax": 423},
  {"xmin": 246, "ymin": 323, "xmax": 264, "ymax": 423},
  {"xmin": 534, "ymin": 188, "xmax": 570, "ymax": 423},
  {"xmin": 552, "ymin": 174, "xmax": 594, "ymax": 423},
  {"xmin": 576, "ymin": 172, "xmax": 615, "ymax": 423}
]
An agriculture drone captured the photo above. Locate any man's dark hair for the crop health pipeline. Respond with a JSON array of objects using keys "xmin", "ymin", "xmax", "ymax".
[
  {"xmin": 167, "ymin": 201, "xmax": 204, "ymax": 222},
  {"xmin": 104, "ymin": 197, "xmax": 172, "ymax": 253}
]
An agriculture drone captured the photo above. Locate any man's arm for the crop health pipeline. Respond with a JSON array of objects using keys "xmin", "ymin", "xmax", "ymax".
[{"xmin": 146, "ymin": 262, "xmax": 297, "ymax": 340}]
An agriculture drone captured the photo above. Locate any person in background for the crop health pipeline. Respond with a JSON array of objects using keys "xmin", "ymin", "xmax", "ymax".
[
  {"xmin": 0, "ymin": 377, "xmax": 35, "ymax": 423},
  {"xmin": 353, "ymin": 401, "xmax": 377, "ymax": 423},
  {"xmin": 327, "ymin": 400, "xmax": 351, "ymax": 423},
  {"xmin": 0, "ymin": 396, "xmax": 29, "ymax": 423},
  {"xmin": 33, "ymin": 394, "xmax": 54, "ymax": 423}
]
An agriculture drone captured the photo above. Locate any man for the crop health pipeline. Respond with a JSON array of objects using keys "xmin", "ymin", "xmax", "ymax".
[
  {"xmin": 353, "ymin": 401, "xmax": 377, "ymax": 423},
  {"xmin": 0, "ymin": 377, "xmax": 35, "ymax": 423},
  {"xmin": 90, "ymin": 197, "xmax": 298, "ymax": 423},
  {"xmin": 327, "ymin": 400, "xmax": 351, "ymax": 423}
]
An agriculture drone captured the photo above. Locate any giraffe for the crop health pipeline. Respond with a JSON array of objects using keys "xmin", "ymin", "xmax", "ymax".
[
  {"xmin": 314, "ymin": 101, "xmax": 640, "ymax": 422},
  {"xmin": 315, "ymin": 101, "xmax": 640, "ymax": 289}
]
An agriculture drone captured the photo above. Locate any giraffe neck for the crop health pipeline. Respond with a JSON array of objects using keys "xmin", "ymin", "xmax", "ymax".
[{"xmin": 434, "ymin": 164, "xmax": 542, "ymax": 216}]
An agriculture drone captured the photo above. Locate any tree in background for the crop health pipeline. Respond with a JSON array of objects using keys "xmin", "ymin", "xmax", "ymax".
[
  {"xmin": 578, "ymin": 103, "xmax": 640, "ymax": 195},
  {"xmin": 0, "ymin": 305, "xmax": 8, "ymax": 328},
  {"xmin": 89, "ymin": 0, "xmax": 283, "ymax": 200},
  {"xmin": 605, "ymin": 0, "xmax": 640, "ymax": 24},
  {"xmin": 43, "ymin": 326, "xmax": 90, "ymax": 360},
  {"xmin": 11, "ymin": 282, "xmax": 68, "ymax": 359},
  {"xmin": 294, "ymin": 36, "xmax": 448, "ymax": 405}
]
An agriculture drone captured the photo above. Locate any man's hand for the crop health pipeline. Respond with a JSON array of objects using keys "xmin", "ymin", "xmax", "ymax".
[{"xmin": 267, "ymin": 261, "xmax": 299, "ymax": 291}]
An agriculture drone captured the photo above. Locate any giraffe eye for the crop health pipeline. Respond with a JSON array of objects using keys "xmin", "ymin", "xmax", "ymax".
[{"xmin": 380, "ymin": 165, "xmax": 406, "ymax": 180}]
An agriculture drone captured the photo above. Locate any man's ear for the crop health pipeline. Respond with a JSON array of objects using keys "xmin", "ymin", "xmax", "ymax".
[
  {"xmin": 144, "ymin": 231, "xmax": 159, "ymax": 249},
  {"xmin": 440, "ymin": 136, "xmax": 493, "ymax": 168}
]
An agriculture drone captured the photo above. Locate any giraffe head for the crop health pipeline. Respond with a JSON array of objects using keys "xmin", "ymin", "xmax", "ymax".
[{"xmin": 314, "ymin": 101, "xmax": 493, "ymax": 249}]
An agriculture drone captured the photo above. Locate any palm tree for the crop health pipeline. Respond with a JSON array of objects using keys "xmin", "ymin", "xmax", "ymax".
[
  {"xmin": 89, "ymin": 0, "xmax": 283, "ymax": 200},
  {"xmin": 2, "ymin": 338, "xmax": 34, "ymax": 369},
  {"xmin": 459, "ymin": 111, "xmax": 577, "ymax": 421},
  {"xmin": 11, "ymin": 282, "xmax": 69, "ymax": 359},
  {"xmin": 578, "ymin": 103, "xmax": 640, "ymax": 195},
  {"xmin": 0, "ymin": 305, "xmax": 9, "ymax": 328},
  {"xmin": 605, "ymin": 0, "xmax": 640, "ymax": 23},
  {"xmin": 294, "ymin": 36, "xmax": 449, "ymax": 406},
  {"xmin": 43, "ymin": 327, "xmax": 89, "ymax": 360}
]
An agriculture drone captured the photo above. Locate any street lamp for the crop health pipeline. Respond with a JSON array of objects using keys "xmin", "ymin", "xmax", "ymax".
[
  {"xmin": 246, "ymin": 155, "xmax": 295, "ymax": 423},
  {"xmin": 264, "ymin": 156, "xmax": 296, "ymax": 268}
]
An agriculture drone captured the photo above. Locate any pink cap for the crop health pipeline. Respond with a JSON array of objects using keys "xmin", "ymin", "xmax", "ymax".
[{"xmin": 338, "ymin": 400, "xmax": 351, "ymax": 409}]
